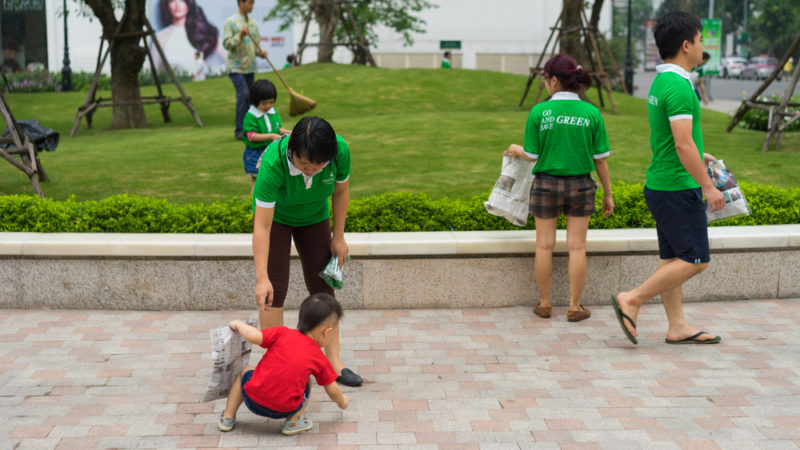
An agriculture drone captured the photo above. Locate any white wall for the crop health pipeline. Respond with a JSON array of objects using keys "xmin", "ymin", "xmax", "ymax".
[
  {"xmin": 48, "ymin": 0, "xmax": 613, "ymax": 73},
  {"xmin": 366, "ymin": 0, "xmax": 612, "ymax": 70},
  {"xmin": 46, "ymin": 1, "xmax": 105, "ymax": 74}
]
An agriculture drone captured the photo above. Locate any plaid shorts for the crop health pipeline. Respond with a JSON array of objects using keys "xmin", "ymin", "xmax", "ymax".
[{"xmin": 529, "ymin": 173, "xmax": 597, "ymax": 218}]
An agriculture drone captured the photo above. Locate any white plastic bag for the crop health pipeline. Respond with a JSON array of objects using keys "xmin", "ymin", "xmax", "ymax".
[
  {"xmin": 706, "ymin": 159, "xmax": 751, "ymax": 223},
  {"xmin": 319, "ymin": 255, "xmax": 345, "ymax": 290},
  {"xmin": 484, "ymin": 155, "xmax": 536, "ymax": 227},
  {"xmin": 202, "ymin": 319, "xmax": 257, "ymax": 402}
]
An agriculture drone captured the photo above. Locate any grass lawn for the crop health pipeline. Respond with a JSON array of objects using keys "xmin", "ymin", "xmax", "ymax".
[{"xmin": 2, "ymin": 63, "xmax": 798, "ymax": 204}]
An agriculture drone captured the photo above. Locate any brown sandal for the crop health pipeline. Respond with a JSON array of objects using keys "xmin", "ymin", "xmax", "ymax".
[
  {"xmin": 533, "ymin": 303, "xmax": 552, "ymax": 318},
  {"xmin": 567, "ymin": 305, "xmax": 591, "ymax": 322}
]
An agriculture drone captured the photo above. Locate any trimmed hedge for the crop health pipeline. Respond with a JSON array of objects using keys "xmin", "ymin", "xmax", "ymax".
[{"xmin": 1, "ymin": 182, "xmax": 798, "ymax": 233}]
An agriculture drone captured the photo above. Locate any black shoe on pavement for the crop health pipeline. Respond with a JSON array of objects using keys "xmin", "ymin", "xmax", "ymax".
[{"xmin": 336, "ymin": 368, "xmax": 362, "ymax": 387}]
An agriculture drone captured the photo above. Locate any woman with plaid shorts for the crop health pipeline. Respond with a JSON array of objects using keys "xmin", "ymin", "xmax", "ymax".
[{"xmin": 504, "ymin": 53, "xmax": 614, "ymax": 323}]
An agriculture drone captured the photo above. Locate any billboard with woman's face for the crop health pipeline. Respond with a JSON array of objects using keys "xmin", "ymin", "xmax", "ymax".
[{"xmin": 146, "ymin": 0, "xmax": 294, "ymax": 77}]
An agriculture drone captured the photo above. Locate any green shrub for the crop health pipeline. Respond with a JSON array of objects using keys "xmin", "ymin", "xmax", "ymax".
[
  {"xmin": 3, "ymin": 68, "xmax": 57, "ymax": 93},
  {"xmin": 739, "ymin": 93, "xmax": 800, "ymax": 132},
  {"xmin": 1, "ymin": 182, "xmax": 798, "ymax": 233}
]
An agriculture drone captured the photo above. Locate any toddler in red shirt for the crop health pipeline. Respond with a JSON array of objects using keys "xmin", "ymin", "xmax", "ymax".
[{"xmin": 218, "ymin": 293, "xmax": 349, "ymax": 435}]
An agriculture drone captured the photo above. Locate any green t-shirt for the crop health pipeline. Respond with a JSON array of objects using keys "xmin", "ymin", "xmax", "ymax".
[
  {"xmin": 252, "ymin": 135, "xmax": 351, "ymax": 227},
  {"xmin": 646, "ymin": 65, "xmax": 704, "ymax": 191},
  {"xmin": 441, "ymin": 59, "xmax": 451, "ymax": 69},
  {"xmin": 243, "ymin": 106, "xmax": 282, "ymax": 150},
  {"xmin": 522, "ymin": 91, "xmax": 611, "ymax": 176}
]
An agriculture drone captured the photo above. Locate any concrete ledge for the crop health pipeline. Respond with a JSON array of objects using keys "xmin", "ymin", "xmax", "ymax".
[{"xmin": 2, "ymin": 225, "xmax": 799, "ymax": 310}]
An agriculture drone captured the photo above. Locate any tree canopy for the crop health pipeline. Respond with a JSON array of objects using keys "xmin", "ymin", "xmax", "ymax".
[{"xmin": 265, "ymin": 0, "xmax": 435, "ymax": 64}]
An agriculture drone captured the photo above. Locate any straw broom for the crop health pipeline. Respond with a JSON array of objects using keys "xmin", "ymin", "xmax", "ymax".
[{"xmin": 254, "ymin": 42, "xmax": 317, "ymax": 116}]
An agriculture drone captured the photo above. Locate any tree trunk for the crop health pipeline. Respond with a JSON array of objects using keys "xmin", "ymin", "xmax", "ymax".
[
  {"xmin": 561, "ymin": 0, "xmax": 587, "ymax": 64},
  {"xmin": 590, "ymin": 0, "xmax": 605, "ymax": 36},
  {"xmin": 352, "ymin": 46, "xmax": 369, "ymax": 65},
  {"xmin": 84, "ymin": 0, "xmax": 148, "ymax": 129},
  {"xmin": 312, "ymin": 0, "xmax": 341, "ymax": 63}
]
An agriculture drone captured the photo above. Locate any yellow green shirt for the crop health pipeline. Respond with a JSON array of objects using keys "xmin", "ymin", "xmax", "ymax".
[
  {"xmin": 253, "ymin": 135, "xmax": 351, "ymax": 227},
  {"xmin": 223, "ymin": 13, "xmax": 260, "ymax": 74},
  {"xmin": 646, "ymin": 64, "xmax": 704, "ymax": 191},
  {"xmin": 523, "ymin": 91, "xmax": 611, "ymax": 176}
]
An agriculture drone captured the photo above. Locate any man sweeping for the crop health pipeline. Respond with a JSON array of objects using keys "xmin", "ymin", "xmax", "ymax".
[{"xmin": 223, "ymin": 0, "xmax": 267, "ymax": 141}]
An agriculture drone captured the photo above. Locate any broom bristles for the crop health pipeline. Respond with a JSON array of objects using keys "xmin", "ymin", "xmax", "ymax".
[{"xmin": 289, "ymin": 89, "xmax": 317, "ymax": 117}]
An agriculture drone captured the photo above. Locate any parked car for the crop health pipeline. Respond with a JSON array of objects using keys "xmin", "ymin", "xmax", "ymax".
[
  {"xmin": 742, "ymin": 56, "xmax": 782, "ymax": 81},
  {"xmin": 720, "ymin": 56, "xmax": 747, "ymax": 78}
]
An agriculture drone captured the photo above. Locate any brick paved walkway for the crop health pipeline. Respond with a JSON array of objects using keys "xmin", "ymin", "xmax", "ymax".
[{"xmin": 2, "ymin": 299, "xmax": 800, "ymax": 449}]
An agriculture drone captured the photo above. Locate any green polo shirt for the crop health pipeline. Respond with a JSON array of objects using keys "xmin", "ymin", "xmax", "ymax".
[
  {"xmin": 253, "ymin": 135, "xmax": 351, "ymax": 227},
  {"xmin": 646, "ymin": 64, "xmax": 703, "ymax": 191},
  {"xmin": 522, "ymin": 91, "xmax": 611, "ymax": 176},
  {"xmin": 243, "ymin": 106, "xmax": 282, "ymax": 150}
]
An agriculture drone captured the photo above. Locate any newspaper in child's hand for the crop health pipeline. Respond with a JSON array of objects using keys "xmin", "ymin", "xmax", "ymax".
[
  {"xmin": 202, "ymin": 319, "xmax": 257, "ymax": 402},
  {"xmin": 484, "ymin": 155, "xmax": 536, "ymax": 227},
  {"xmin": 706, "ymin": 159, "xmax": 751, "ymax": 223}
]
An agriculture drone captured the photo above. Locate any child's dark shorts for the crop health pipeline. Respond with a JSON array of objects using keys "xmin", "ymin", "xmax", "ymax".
[
  {"xmin": 529, "ymin": 173, "xmax": 597, "ymax": 219},
  {"xmin": 243, "ymin": 147, "xmax": 266, "ymax": 177},
  {"xmin": 241, "ymin": 370, "xmax": 310, "ymax": 419},
  {"xmin": 644, "ymin": 186, "xmax": 710, "ymax": 264}
]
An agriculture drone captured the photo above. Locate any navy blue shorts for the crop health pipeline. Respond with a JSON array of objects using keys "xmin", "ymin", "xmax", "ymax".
[
  {"xmin": 644, "ymin": 187, "xmax": 710, "ymax": 264},
  {"xmin": 241, "ymin": 370, "xmax": 310, "ymax": 419},
  {"xmin": 243, "ymin": 147, "xmax": 266, "ymax": 176}
]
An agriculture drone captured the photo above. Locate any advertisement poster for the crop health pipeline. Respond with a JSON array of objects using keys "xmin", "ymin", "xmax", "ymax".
[
  {"xmin": 701, "ymin": 18, "xmax": 722, "ymax": 76},
  {"xmin": 146, "ymin": 0, "xmax": 294, "ymax": 77}
]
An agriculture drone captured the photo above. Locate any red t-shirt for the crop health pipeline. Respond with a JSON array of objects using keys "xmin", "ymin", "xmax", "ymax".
[{"xmin": 243, "ymin": 326, "xmax": 337, "ymax": 412}]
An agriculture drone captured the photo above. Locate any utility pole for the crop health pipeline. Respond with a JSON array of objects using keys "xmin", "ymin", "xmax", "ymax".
[
  {"xmin": 61, "ymin": 0, "xmax": 72, "ymax": 92},
  {"xmin": 624, "ymin": 0, "xmax": 634, "ymax": 94}
]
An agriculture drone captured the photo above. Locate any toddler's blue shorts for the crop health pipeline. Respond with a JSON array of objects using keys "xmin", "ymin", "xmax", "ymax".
[
  {"xmin": 243, "ymin": 147, "xmax": 266, "ymax": 177},
  {"xmin": 240, "ymin": 370, "xmax": 310, "ymax": 419}
]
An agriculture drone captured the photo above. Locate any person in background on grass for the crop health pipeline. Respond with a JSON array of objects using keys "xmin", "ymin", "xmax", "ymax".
[
  {"xmin": 218, "ymin": 293, "xmax": 349, "ymax": 435},
  {"xmin": 612, "ymin": 11, "xmax": 725, "ymax": 346},
  {"xmin": 242, "ymin": 79, "xmax": 292, "ymax": 194},
  {"xmin": 441, "ymin": 51, "xmax": 451, "ymax": 69},
  {"xmin": 192, "ymin": 51, "xmax": 208, "ymax": 82},
  {"xmin": 692, "ymin": 51, "xmax": 710, "ymax": 105},
  {"xmin": 223, "ymin": 0, "xmax": 267, "ymax": 141},
  {"xmin": 251, "ymin": 115, "xmax": 363, "ymax": 387},
  {"xmin": 284, "ymin": 54, "xmax": 295, "ymax": 69},
  {"xmin": 504, "ymin": 53, "xmax": 614, "ymax": 323}
]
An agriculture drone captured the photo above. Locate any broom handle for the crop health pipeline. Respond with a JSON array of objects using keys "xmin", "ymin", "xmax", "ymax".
[{"xmin": 252, "ymin": 40, "xmax": 293, "ymax": 93}]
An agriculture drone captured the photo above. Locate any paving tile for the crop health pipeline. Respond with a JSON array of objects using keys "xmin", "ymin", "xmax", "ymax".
[{"xmin": 2, "ymin": 300, "xmax": 800, "ymax": 448}]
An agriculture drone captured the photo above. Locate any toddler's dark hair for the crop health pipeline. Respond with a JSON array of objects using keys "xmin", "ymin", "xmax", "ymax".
[
  {"xmin": 249, "ymin": 79, "xmax": 277, "ymax": 106},
  {"xmin": 543, "ymin": 53, "xmax": 592, "ymax": 92},
  {"xmin": 297, "ymin": 293, "xmax": 343, "ymax": 334},
  {"xmin": 653, "ymin": 11, "xmax": 702, "ymax": 60},
  {"xmin": 288, "ymin": 116, "xmax": 338, "ymax": 164}
]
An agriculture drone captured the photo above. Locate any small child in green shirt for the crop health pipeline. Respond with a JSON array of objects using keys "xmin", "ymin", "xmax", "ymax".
[{"xmin": 242, "ymin": 79, "xmax": 292, "ymax": 193}]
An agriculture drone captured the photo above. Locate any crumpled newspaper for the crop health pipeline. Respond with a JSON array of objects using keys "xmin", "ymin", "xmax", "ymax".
[
  {"xmin": 484, "ymin": 155, "xmax": 536, "ymax": 227},
  {"xmin": 202, "ymin": 319, "xmax": 257, "ymax": 402},
  {"xmin": 319, "ymin": 256, "xmax": 347, "ymax": 290},
  {"xmin": 706, "ymin": 159, "xmax": 751, "ymax": 223}
]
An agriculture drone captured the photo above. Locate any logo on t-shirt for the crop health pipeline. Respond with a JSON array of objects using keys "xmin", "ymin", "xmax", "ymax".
[{"xmin": 648, "ymin": 95, "xmax": 659, "ymax": 106}]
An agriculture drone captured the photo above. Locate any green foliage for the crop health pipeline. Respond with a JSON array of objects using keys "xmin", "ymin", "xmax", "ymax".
[
  {"xmin": 3, "ymin": 69, "xmax": 58, "ymax": 93},
  {"xmin": 138, "ymin": 69, "xmax": 194, "ymax": 87},
  {"xmin": 739, "ymin": 93, "xmax": 800, "ymax": 132},
  {"xmin": 3, "ymin": 182, "xmax": 797, "ymax": 233},
  {"xmin": 0, "ymin": 194, "xmax": 253, "ymax": 233}
]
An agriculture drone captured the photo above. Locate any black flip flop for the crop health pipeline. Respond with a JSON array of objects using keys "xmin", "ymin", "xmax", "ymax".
[
  {"xmin": 665, "ymin": 331, "xmax": 721, "ymax": 345},
  {"xmin": 611, "ymin": 295, "xmax": 638, "ymax": 344}
]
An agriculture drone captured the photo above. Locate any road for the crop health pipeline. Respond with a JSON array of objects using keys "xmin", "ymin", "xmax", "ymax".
[{"xmin": 633, "ymin": 71, "xmax": 794, "ymax": 102}]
